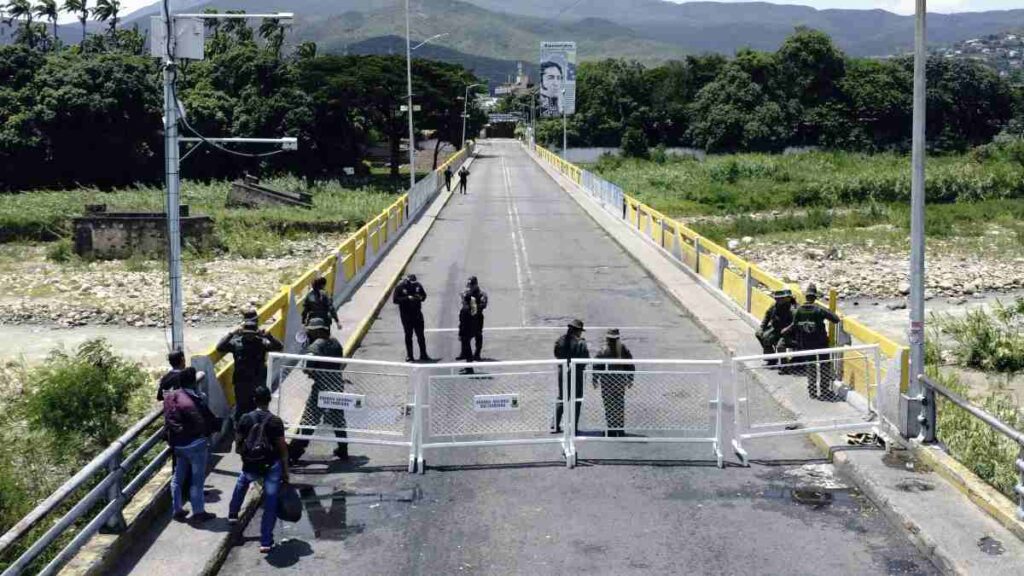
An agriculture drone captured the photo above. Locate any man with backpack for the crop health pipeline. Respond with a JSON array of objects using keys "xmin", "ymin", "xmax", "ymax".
[
  {"xmin": 162, "ymin": 350, "xmax": 217, "ymax": 523},
  {"xmin": 229, "ymin": 386, "xmax": 290, "ymax": 554},
  {"xmin": 216, "ymin": 317, "xmax": 284, "ymax": 421}
]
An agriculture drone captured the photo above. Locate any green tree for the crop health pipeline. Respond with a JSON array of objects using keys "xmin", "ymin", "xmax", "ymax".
[
  {"xmin": 621, "ymin": 126, "xmax": 649, "ymax": 158},
  {"xmin": 61, "ymin": 0, "xmax": 88, "ymax": 48},
  {"xmin": 4, "ymin": 0, "xmax": 36, "ymax": 48},
  {"xmin": 33, "ymin": 0, "xmax": 57, "ymax": 46},
  {"xmin": 687, "ymin": 63, "xmax": 792, "ymax": 152},
  {"xmin": 258, "ymin": 17, "xmax": 286, "ymax": 58},
  {"xmin": 90, "ymin": 0, "xmax": 119, "ymax": 37}
]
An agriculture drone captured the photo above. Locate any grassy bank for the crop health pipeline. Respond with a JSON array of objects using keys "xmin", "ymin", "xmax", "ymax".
[
  {"xmin": 591, "ymin": 148, "xmax": 1024, "ymax": 249},
  {"xmin": 0, "ymin": 176, "xmax": 407, "ymax": 258}
]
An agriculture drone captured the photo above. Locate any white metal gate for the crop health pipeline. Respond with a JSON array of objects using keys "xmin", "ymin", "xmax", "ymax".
[
  {"xmin": 269, "ymin": 353, "xmax": 419, "ymax": 472},
  {"xmin": 571, "ymin": 359, "xmax": 724, "ymax": 467},
  {"xmin": 731, "ymin": 344, "xmax": 880, "ymax": 465},
  {"xmin": 415, "ymin": 360, "xmax": 571, "ymax": 473}
]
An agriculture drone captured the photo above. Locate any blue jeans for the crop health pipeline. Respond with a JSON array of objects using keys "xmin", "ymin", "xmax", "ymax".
[
  {"xmin": 229, "ymin": 461, "xmax": 283, "ymax": 547},
  {"xmin": 171, "ymin": 437, "xmax": 209, "ymax": 515}
]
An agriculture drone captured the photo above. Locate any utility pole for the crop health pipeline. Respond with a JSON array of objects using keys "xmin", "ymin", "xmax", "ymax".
[
  {"xmin": 160, "ymin": 0, "xmax": 183, "ymax": 352},
  {"xmin": 405, "ymin": 0, "xmax": 416, "ymax": 190},
  {"xmin": 154, "ymin": 9, "xmax": 296, "ymax": 353},
  {"xmin": 910, "ymin": 0, "xmax": 933, "ymax": 442}
]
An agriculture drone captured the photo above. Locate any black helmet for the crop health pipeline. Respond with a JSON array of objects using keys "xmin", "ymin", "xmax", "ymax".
[{"xmin": 805, "ymin": 283, "xmax": 819, "ymax": 298}]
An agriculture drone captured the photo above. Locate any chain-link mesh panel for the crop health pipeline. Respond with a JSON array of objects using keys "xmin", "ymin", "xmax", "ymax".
[
  {"xmin": 425, "ymin": 367, "xmax": 564, "ymax": 439},
  {"xmin": 577, "ymin": 366, "xmax": 717, "ymax": 438},
  {"xmin": 736, "ymin": 348, "xmax": 876, "ymax": 432},
  {"xmin": 274, "ymin": 357, "xmax": 414, "ymax": 441}
]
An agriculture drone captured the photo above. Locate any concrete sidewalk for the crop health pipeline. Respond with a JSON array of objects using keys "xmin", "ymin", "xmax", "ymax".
[
  {"xmin": 64, "ymin": 155, "xmax": 472, "ymax": 576},
  {"xmin": 529, "ymin": 145, "xmax": 1024, "ymax": 575}
]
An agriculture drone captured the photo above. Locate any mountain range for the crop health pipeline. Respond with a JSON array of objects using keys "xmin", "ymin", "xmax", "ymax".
[{"xmin": 16, "ymin": 0, "xmax": 1024, "ymax": 87}]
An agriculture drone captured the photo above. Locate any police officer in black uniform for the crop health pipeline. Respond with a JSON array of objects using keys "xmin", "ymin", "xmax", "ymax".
[
  {"xmin": 457, "ymin": 276, "xmax": 488, "ymax": 363},
  {"xmin": 592, "ymin": 328, "xmax": 634, "ymax": 437},
  {"xmin": 444, "ymin": 166, "xmax": 454, "ymax": 192},
  {"xmin": 757, "ymin": 289, "xmax": 796, "ymax": 365},
  {"xmin": 215, "ymin": 317, "xmax": 284, "ymax": 420},
  {"xmin": 782, "ymin": 284, "xmax": 842, "ymax": 400},
  {"xmin": 392, "ymin": 274, "xmax": 431, "ymax": 362},
  {"xmin": 302, "ymin": 273, "xmax": 341, "ymax": 333},
  {"xmin": 289, "ymin": 318, "xmax": 349, "ymax": 463},
  {"xmin": 553, "ymin": 319, "xmax": 590, "ymax": 433}
]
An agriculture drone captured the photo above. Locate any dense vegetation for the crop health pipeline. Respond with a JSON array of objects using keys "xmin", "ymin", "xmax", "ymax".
[
  {"xmin": 0, "ymin": 9, "xmax": 486, "ymax": 192},
  {"xmin": 0, "ymin": 339, "xmax": 154, "ymax": 572},
  {"xmin": 514, "ymin": 29, "xmax": 1023, "ymax": 154}
]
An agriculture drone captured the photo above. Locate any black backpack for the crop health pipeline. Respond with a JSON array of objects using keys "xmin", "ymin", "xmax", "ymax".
[{"xmin": 241, "ymin": 412, "xmax": 274, "ymax": 468}]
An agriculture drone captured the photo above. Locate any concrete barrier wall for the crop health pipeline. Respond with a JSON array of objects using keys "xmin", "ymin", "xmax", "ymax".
[
  {"xmin": 194, "ymin": 146, "xmax": 474, "ymax": 415},
  {"xmin": 532, "ymin": 143, "xmax": 910, "ymax": 403}
]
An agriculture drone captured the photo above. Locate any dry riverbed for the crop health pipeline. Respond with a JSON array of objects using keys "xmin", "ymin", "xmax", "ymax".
[{"xmin": 0, "ymin": 234, "xmax": 347, "ymax": 328}]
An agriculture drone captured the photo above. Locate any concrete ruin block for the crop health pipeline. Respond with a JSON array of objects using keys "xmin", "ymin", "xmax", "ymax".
[
  {"xmin": 72, "ymin": 205, "xmax": 214, "ymax": 260},
  {"xmin": 227, "ymin": 175, "xmax": 312, "ymax": 209}
]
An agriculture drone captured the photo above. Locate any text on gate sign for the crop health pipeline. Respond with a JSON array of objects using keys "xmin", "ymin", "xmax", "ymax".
[
  {"xmin": 318, "ymin": 392, "xmax": 366, "ymax": 411},
  {"xmin": 473, "ymin": 394, "xmax": 520, "ymax": 412}
]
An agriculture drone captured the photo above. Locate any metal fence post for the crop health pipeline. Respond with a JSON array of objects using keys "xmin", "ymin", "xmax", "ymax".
[
  {"xmin": 694, "ymin": 237, "xmax": 702, "ymax": 275},
  {"xmin": 102, "ymin": 450, "xmax": 126, "ymax": 533},
  {"xmin": 715, "ymin": 255, "xmax": 728, "ymax": 290},
  {"xmin": 917, "ymin": 375, "xmax": 936, "ymax": 443},
  {"xmin": 744, "ymin": 266, "xmax": 753, "ymax": 313},
  {"xmin": 1016, "ymin": 443, "xmax": 1024, "ymax": 520}
]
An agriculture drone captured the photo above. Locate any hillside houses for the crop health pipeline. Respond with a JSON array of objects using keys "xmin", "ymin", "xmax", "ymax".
[{"xmin": 936, "ymin": 32, "xmax": 1024, "ymax": 81}]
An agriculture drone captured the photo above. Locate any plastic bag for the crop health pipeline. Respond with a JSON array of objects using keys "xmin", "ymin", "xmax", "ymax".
[{"xmin": 277, "ymin": 482, "xmax": 303, "ymax": 522}]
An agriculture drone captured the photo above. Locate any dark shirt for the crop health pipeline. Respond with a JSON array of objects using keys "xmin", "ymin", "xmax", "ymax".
[
  {"xmin": 593, "ymin": 342, "xmax": 634, "ymax": 386},
  {"xmin": 302, "ymin": 288, "xmax": 338, "ymax": 326},
  {"xmin": 157, "ymin": 366, "xmax": 198, "ymax": 401},
  {"xmin": 392, "ymin": 279, "xmax": 427, "ymax": 315},
  {"xmin": 760, "ymin": 301, "xmax": 795, "ymax": 334},
  {"xmin": 236, "ymin": 409, "xmax": 285, "ymax": 474},
  {"xmin": 306, "ymin": 337, "xmax": 345, "ymax": 386},
  {"xmin": 554, "ymin": 332, "xmax": 591, "ymax": 387},
  {"xmin": 789, "ymin": 303, "xmax": 841, "ymax": 350},
  {"xmin": 216, "ymin": 330, "xmax": 284, "ymax": 410}
]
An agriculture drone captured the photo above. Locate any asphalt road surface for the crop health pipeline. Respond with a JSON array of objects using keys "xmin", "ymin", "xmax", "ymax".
[{"xmin": 218, "ymin": 140, "xmax": 936, "ymax": 575}]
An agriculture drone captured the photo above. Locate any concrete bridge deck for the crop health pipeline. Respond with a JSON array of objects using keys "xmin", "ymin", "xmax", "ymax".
[{"xmin": 214, "ymin": 141, "xmax": 935, "ymax": 575}]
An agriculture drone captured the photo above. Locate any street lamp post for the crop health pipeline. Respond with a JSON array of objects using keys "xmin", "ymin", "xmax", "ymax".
[
  {"xmin": 461, "ymin": 83, "xmax": 483, "ymax": 149},
  {"xmin": 910, "ymin": 0, "xmax": 933, "ymax": 442},
  {"xmin": 561, "ymin": 88, "xmax": 568, "ymax": 159},
  {"xmin": 404, "ymin": 0, "xmax": 415, "ymax": 190}
]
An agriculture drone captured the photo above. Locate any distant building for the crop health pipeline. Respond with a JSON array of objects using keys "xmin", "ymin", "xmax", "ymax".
[{"xmin": 494, "ymin": 62, "xmax": 533, "ymax": 97}]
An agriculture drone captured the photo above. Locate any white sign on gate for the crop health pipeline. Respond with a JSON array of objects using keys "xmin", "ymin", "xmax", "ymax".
[
  {"xmin": 318, "ymin": 392, "xmax": 366, "ymax": 411},
  {"xmin": 473, "ymin": 394, "xmax": 520, "ymax": 412}
]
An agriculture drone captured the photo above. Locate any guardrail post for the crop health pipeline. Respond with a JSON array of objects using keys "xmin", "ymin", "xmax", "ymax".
[
  {"xmin": 694, "ymin": 237, "xmax": 702, "ymax": 275},
  {"xmin": 917, "ymin": 375, "xmax": 936, "ymax": 443},
  {"xmin": 1016, "ymin": 444, "xmax": 1024, "ymax": 521},
  {"xmin": 744, "ymin": 266, "xmax": 753, "ymax": 313},
  {"xmin": 715, "ymin": 255, "xmax": 728, "ymax": 290},
  {"xmin": 101, "ymin": 449, "xmax": 127, "ymax": 534}
]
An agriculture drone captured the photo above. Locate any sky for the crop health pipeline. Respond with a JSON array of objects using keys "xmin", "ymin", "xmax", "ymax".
[{"xmin": 61, "ymin": 0, "xmax": 1024, "ymax": 24}]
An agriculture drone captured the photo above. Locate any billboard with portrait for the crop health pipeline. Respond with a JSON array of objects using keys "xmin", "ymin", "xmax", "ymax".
[{"xmin": 539, "ymin": 41, "xmax": 576, "ymax": 118}]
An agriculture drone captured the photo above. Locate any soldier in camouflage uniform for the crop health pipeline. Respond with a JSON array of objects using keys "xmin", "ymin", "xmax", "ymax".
[
  {"xmin": 592, "ymin": 328, "xmax": 634, "ymax": 437},
  {"xmin": 756, "ymin": 289, "xmax": 796, "ymax": 366},
  {"xmin": 782, "ymin": 284, "xmax": 841, "ymax": 400},
  {"xmin": 301, "ymin": 273, "xmax": 341, "ymax": 334},
  {"xmin": 288, "ymin": 318, "xmax": 348, "ymax": 463}
]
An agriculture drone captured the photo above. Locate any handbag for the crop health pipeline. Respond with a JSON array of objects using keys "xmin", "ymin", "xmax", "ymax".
[{"xmin": 277, "ymin": 482, "xmax": 303, "ymax": 522}]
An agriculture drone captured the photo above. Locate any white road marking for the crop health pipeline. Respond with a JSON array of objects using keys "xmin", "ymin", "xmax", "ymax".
[
  {"xmin": 501, "ymin": 154, "xmax": 530, "ymax": 326},
  {"xmin": 503, "ymin": 157, "xmax": 535, "ymax": 287}
]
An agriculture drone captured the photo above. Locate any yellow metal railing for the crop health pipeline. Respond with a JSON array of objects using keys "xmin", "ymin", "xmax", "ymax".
[
  {"xmin": 535, "ymin": 144, "xmax": 909, "ymax": 396},
  {"xmin": 201, "ymin": 147, "xmax": 471, "ymax": 407}
]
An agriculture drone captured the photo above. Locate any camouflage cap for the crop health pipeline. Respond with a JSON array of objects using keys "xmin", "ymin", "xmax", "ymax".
[
  {"xmin": 568, "ymin": 318, "xmax": 585, "ymax": 331},
  {"xmin": 773, "ymin": 289, "xmax": 793, "ymax": 299}
]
